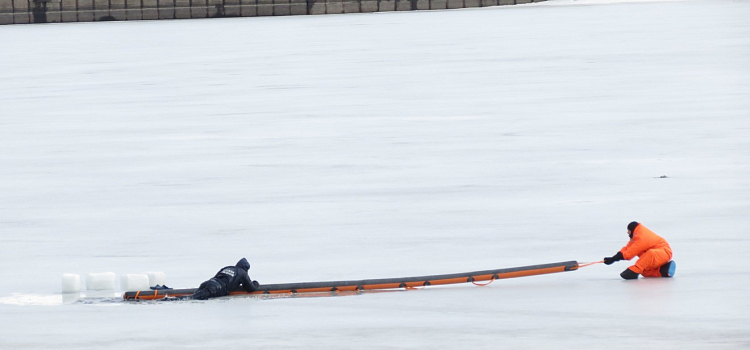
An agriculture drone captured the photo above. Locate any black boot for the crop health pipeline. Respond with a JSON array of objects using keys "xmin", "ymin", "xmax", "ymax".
[
  {"xmin": 620, "ymin": 268, "xmax": 639, "ymax": 280},
  {"xmin": 659, "ymin": 261, "xmax": 676, "ymax": 277}
]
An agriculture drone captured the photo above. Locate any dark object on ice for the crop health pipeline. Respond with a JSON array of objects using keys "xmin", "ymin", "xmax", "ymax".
[
  {"xmin": 657, "ymin": 175, "xmax": 668, "ymax": 178},
  {"xmin": 620, "ymin": 268, "xmax": 639, "ymax": 280},
  {"xmin": 191, "ymin": 258, "xmax": 259, "ymax": 300},
  {"xmin": 605, "ymin": 222, "xmax": 675, "ymax": 279},
  {"xmin": 150, "ymin": 285, "xmax": 172, "ymax": 290},
  {"xmin": 124, "ymin": 261, "xmax": 580, "ymax": 300},
  {"xmin": 603, "ymin": 251, "xmax": 624, "ymax": 265},
  {"xmin": 660, "ymin": 261, "xmax": 677, "ymax": 277}
]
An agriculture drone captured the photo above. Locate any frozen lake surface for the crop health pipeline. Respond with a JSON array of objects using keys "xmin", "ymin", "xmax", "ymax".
[{"xmin": 1, "ymin": 0, "xmax": 749, "ymax": 348}]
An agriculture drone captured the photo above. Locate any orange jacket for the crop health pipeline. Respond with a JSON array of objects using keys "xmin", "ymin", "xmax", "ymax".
[{"xmin": 620, "ymin": 224, "xmax": 672, "ymax": 260}]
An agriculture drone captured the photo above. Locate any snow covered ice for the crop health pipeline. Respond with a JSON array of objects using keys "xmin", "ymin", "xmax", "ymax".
[{"xmin": 1, "ymin": 0, "xmax": 749, "ymax": 348}]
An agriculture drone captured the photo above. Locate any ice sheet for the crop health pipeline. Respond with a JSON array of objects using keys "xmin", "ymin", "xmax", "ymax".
[
  {"xmin": 145, "ymin": 271, "xmax": 166, "ymax": 287},
  {"xmin": 0, "ymin": 0, "xmax": 749, "ymax": 348},
  {"xmin": 61, "ymin": 274, "xmax": 81, "ymax": 293},
  {"xmin": 120, "ymin": 274, "xmax": 151, "ymax": 291},
  {"xmin": 85, "ymin": 272, "xmax": 116, "ymax": 290}
]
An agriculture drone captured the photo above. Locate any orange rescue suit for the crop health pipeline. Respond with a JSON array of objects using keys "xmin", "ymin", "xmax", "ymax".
[{"xmin": 620, "ymin": 224, "xmax": 672, "ymax": 277}]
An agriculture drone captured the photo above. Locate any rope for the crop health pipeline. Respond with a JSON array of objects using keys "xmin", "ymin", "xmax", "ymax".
[
  {"xmin": 577, "ymin": 261, "xmax": 604, "ymax": 268},
  {"xmin": 404, "ymin": 284, "xmax": 426, "ymax": 290},
  {"xmin": 471, "ymin": 277, "xmax": 495, "ymax": 286}
]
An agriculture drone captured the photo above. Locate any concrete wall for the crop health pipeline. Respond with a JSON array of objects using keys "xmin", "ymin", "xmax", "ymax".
[{"xmin": 0, "ymin": 0, "xmax": 545, "ymax": 25}]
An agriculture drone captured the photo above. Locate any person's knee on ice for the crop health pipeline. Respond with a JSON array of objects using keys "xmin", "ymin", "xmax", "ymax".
[
  {"xmin": 603, "ymin": 222, "xmax": 675, "ymax": 279},
  {"xmin": 659, "ymin": 260, "xmax": 677, "ymax": 278},
  {"xmin": 192, "ymin": 289, "xmax": 212, "ymax": 300},
  {"xmin": 632, "ymin": 247, "xmax": 671, "ymax": 278}
]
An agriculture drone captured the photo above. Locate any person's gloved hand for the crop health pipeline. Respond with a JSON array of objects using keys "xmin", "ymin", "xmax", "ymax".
[
  {"xmin": 603, "ymin": 252, "xmax": 624, "ymax": 265},
  {"xmin": 252, "ymin": 280, "xmax": 260, "ymax": 288}
]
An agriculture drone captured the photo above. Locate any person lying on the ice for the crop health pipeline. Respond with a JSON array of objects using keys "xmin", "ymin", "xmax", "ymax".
[
  {"xmin": 191, "ymin": 258, "xmax": 259, "ymax": 300},
  {"xmin": 603, "ymin": 221, "xmax": 676, "ymax": 280}
]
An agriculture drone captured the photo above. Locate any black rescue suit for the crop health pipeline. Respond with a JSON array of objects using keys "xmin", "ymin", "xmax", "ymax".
[{"xmin": 192, "ymin": 258, "xmax": 259, "ymax": 300}]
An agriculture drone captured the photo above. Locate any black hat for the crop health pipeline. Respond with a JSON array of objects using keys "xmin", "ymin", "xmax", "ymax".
[
  {"xmin": 236, "ymin": 257, "xmax": 251, "ymax": 271},
  {"xmin": 627, "ymin": 221, "xmax": 639, "ymax": 232}
]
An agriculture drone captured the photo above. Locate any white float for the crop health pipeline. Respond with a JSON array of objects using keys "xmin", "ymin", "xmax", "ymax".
[
  {"xmin": 85, "ymin": 272, "xmax": 116, "ymax": 290},
  {"xmin": 61, "ymin": 274, "xmax": 81, "ymax": 293},
  {"xmin": 120, "ymin": 274, "xmax": 151, "ymax": 291}
]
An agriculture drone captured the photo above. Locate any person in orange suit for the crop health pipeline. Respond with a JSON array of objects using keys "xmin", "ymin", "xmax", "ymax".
[{"xmin": 603, "ymin": 221, "xmax": 676, "ymax": 279}]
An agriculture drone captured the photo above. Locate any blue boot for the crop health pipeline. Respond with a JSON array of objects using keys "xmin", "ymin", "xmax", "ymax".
[{"xmin": 659, "ymin": 261, "xmax": 676, "ymax": 277}]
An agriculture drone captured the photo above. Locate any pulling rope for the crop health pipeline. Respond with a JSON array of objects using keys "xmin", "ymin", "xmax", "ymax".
[{"xmin": 577, "ymin": 260, "xmax": 604, "ymax": 268}]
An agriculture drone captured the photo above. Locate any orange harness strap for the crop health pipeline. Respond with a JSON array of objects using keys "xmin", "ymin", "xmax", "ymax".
[
  {"xmin": 404, "ymin": 284, "xmax": 426, "ymax": 290},
  {"xmin": 471, "ymin": 277, "xmax": 495, "ymax": 286}
]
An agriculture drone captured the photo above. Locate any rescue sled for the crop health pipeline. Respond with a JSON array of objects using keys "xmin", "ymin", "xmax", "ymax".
[{"xmin": 123, "ymin": 260, "xmax": 579, "ymax": 300}]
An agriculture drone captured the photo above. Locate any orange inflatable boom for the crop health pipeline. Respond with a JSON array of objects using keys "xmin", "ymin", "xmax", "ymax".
[{"xmin": 123, "ymin": 260, "xmax": 579, "ymax": 300}]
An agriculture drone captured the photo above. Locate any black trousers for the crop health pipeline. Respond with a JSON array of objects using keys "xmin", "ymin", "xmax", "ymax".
[{"xmin": 191, "ymin": 279, "xmax": 227, "ymax": 300}]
